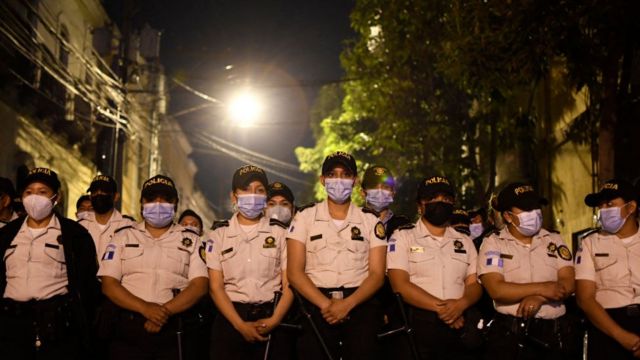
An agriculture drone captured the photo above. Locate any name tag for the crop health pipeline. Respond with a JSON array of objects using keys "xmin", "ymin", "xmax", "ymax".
[
  {"xmin": 125, "ymin": 244, "xmax": 140, "ymax": 248},
  {"xmin": 310, "ymin": 234, "xmax": 322, "ymax": 241},
  {"xmin": 44, "ymin": 243, "xmax": 60, "ymax": 249},
  {"xmin": 221, "ymin": 247, "xmax": 233, "ymax": 255},
  {"xmin": 410, "ymin": 246, "xmax": 424, "ymax": 253},
  {"xmin": 500, "ymin": 254, "xmax": 513, "ymax": 260},
  {"xmin": 594, "ymin": 253, "xmax": 609, "ymax": 257}
]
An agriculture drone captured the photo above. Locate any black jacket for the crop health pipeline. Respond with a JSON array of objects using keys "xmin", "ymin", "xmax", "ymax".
[{"xmin": 0, "ymin": 215, "xmax": 100, "ymax": 347}]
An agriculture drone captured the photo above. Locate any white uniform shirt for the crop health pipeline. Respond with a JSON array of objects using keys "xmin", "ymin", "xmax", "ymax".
[
  {"xmin": 206, "ymin": 214, "xmax": 287, "ymax": 304},
  {"xmin": 575, "ymin": 228, "xmax": 640, "ymax": 309},
  {"xmin": 477, "ymin": 228, "xmax": 573, "ymax": 319},
  {"xmin": 287, "ymin": 200, "xmax": 387, "ymax": 289},
  {"xmin": 3, "ymin": 216, "xmax": 69, "ymax": 301},
  {"xmin": 79, "ymin": 209, "xmax": 135, "ymax": 260},
  {"xmin": 98, "ymin": 222, "xmax": 208, "ymax": 304},
  {"xmin": 387, "ymin": 221, "xmax": 477, "ymax": 300}
]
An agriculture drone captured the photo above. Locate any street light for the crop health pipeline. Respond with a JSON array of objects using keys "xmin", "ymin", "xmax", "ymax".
[{"xmin": 227, "ymin": 90, "xmax": 262, "ymax": 128}]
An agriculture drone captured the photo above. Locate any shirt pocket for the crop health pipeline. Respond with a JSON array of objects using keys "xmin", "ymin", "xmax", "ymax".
[
  {"xmin": 121, "ymin": 245, "xmax": 144, "ymax": 274},
  {"xmin": 166, "ymin": 247, "xmax": 190, "ymax": 276},
  {"xmin": 307, "ymin": 238, "xmax": 331, "ymax": 267},
  {"xmin": 346, "ymin": 238, "xmax": 369, "ymax": 266},
  {"xmin": 593, "ymin": 256, "xmax": 620, "ymax": 285},
  {"xmin": 43, "ymin": 244, "xmax": 67, "ymax": 277},
  {"xmin": 450, "ymin": 253, "xmax": 470, "ymax": 284},
  {"xmin": 408, "ymin": 251, "xmax": 436, "ymax": 278},
  {"xmin": 3, "ymin": 246, "xmax": 17, "ymax": 273},
  {"xmin": 260, "ymin": 247, "xmax": 281, "ymax": 278}
]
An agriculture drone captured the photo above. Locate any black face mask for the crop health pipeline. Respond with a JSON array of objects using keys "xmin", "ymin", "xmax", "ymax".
[
  {"xmin": 91, "ymin": 194, "xmax": 114, "ymax": 214},
  {"xmin": 423, "ymin": 202, "xmax": 453, "ymax": 226}
]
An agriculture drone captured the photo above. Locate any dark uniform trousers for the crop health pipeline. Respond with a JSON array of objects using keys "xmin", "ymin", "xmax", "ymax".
[
  {"xmin": 210, "ymin": 301, "xmax": 293, "ymax": 360},
  {"xmin": 587, "ymin": 305, "xmax": 640, "ymax": 360},
  {"xmin": 484, "ymin": 313, "xmax": 580, "ymax": 360},
  {"xmin": 0, "ymin": 295, "xmax": 81, "ymax": 360},
  {"xmin": 297, "ymin": 287, "xmax": 384, "ymax": 360}
]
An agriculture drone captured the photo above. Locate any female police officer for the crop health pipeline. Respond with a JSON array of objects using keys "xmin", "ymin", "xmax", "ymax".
[
  {"xmin": 98, "ymin": 175, "xmax": 208, "ymax": 360},
  {"xmin": 387, "ymin": 176, "xmax": 481, "ymax": 360},
  {"xmin": 576, "ymin": 179, "xmax": 640, "ymax": 359},
  {"xmin": 206, "ymin": 165, "xmax": 292, "ymax": 359},
  {"xmin": 287, "ymin": 151, "xmax": 388, "ymax": 360},
  {"xmin": 478, "ymin": 182, "xmax": 575, "ymax": 360}
]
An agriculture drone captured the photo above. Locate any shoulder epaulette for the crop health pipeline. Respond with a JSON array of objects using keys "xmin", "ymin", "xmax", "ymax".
[
  {"xmin": 182, "ymin": 227, "xmax": 200, "ymax": 236},
  {"xmin": 211, "ymin": 220, "xmax": 230, "ymax": 230},
  {"xmin": 582, "ymin": 228, "xmax": 600, "ymax": 238},
  {"xmin": 122, "ymin": 214, "xmax": 136, "ymax": 222},
  {"xmin": 397, "ymin": 223, "xmax": 415, "ymax": 231},
  {"xmin": 114, "ymin": 225, "xmax": 134, "ymax": 234},
  {"xmin": 361, "ymin": 207, "xmax": 380, "ymax": 217},
  {"xmin": 546, "ymin": 228, "xmax": 560, "ymax": 234},
  {"xmin": 296, "ymin": 202, "xmax": 317, "ymax": 212},
  {"xmin": 269, "ymin": 218, "xmax": 288, "ymax": 229}
]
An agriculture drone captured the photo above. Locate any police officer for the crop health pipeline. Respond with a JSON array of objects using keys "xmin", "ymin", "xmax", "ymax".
[
  {"xmin": 0, "ymin": 168, "xmax": 100, "ymax": 359},
  {"xmin": 0, "ymin": 177, "xmax": 19, "ymax": 228},
  {"xmin": 450, "ymin": 208, "xmax": 472, "ymax": 236},
  {"xmin": 98, "ymin": 175, "xmax": 208, "ymax": 360},
  {"xmin": 576, "ymin": 179, "xmax": 640, "ymax": 359},
  {"xmin": 79, "ymin": 175, "xmax": 135, "ymax": 260},
  {"xmin": 179, "ymin": 209, "xmax": 204, "ymax": 236},
  {"xmin": 387, "ymin": 176, "xmax": 481, "ymax": 360},
  {"xmin": 287, "ymin": 151, "xmax": 387, "ymax": 360},
  {"xmin": 478, "ymin": 182, "xmax": 576, "ymax": 360},
  {"xmin": 206, "ymin": 165, "xmax": 293, "ymax": 359},
  {"xmin": 361, "ymin": 165, "xmax": 411, "ymax": 238},
  {"xmin": 266, "ymin": 181, "xmax": 295, "ymax": 225},
  {"xmin": 75, "ymin": 194, "xmax": 93, "ymax": 221}
]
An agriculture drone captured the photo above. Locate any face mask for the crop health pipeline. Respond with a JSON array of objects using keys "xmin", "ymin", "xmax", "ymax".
[
  {"xmin": 423, "ymin": 202, "xmax": 453, "ymax": 226},
  {"xmin": 143, "ymin": 202, "xmax": 175, "ymax": 228},
  {"xmin": 266, "ymin": 205, "xmax": 292, "ymax": 224},
  {"xmin": 511, "ymin": 209, "xmax": 542, "ymax": 237},
  {"xmin": 366, "ymin": 189, "xmax": 394, "ymax": 212},
  {"xmin": 324, "ymin": 178, "xmax": 354, "ymax": 204},
  {"xmin": 77, "ymin": 211, "xmax": 92, "ymax": 221},
  {"xmin": 182, "ymin": 225, "xmax": 201, "ymax": 236},
  {"xmin": 91, "ymin": 194, "xmax": 114, "ymax": 214},
  {"xmin": 598, "ymin": 203, "xmax": 630, "ymax": 234},
  {"xmin": 469, "ymin": 223, "xmax": 484, "ymax": 239},
  {"xmin": 236, "ymin": 194, "xmax": 266, "ymax": 219},
  {"xmin": 23, "ymin": 194, "xmax": 56, "ymax": 221}
]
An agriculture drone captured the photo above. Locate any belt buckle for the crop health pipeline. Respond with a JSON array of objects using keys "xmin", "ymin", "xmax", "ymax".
[
  {"xmin": 627, "ymin": 304, "xmax": 640, "ymax": 317},
  {"xmin": 329, "ymin": 291, "xmax": 343, "ymax": 300}
]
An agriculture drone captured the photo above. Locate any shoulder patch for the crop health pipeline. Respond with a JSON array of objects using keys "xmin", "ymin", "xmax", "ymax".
[
  {"xmin": 296, "ymin": 202, "xmax": 317, "ymax": 213},
  {"xmin": 362, "ymin": 207, "xmax": 380, "ymax": 217},
  {"xmin": 374, "ymin": 221, "xmax": 386, "ymax": 239},
  {"xmin": 557, "ymin": 245, "xmax": 573, "ymax": 261},
  {"xmin": 397, "ymin": 223, "xmax": 415, "ymax": 231},
  {"xmin": 114, "ymin": 225, "xmax": 134, "ymax": 234},
  {"xmin": 122, "ymin": 214, "xmax": 136, "ymax": 221},
  {"xmin": 211, "ymin": 220, "xmax": 230, "ymax": 230},
  {"xmin": 269, "ymin": 218, "xmax": 287, "ymax": 229},
  {"xmin": 182, "ymin": 227, "xmax": 200, "ymax": 236}
]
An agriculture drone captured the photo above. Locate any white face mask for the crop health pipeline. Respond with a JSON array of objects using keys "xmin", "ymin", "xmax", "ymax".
[
  {"xmin": 469, "ymin": 223, "xmax": 484, "ymax": 239},
  {"xmin": 76, "ymin": 211, "xmax": 92, "ymax": 221},
  {"xmin": 266, "ymin": 205, "xmax": 292, "ymax": 224},
  {"xmin": 324, "ymin": 178, "xmax": 354, "ymax": 204},
  {"xmin": 511, "ymin": 209, "xmax": 543, "ymax": 237},
  {"xmin": 23, "ymin": 194, "xmax": 56, "ymax": 221}
]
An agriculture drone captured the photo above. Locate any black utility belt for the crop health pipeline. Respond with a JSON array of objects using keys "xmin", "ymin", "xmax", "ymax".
[
  {"xmin": 607, "ymin": 304, "xmax": 640, "ymax": 318},
  {"xmin": 318, "ymin": 287, "xmax": 358, "ymax": 299},
  {"xmin": 232, "ymin": 301, "xmax": 274, "ymax": 321},
  {"xmin": 492, "ymin": 313, "xmax": 564, "ymax": 333},
  {"xmin": 0, "ymin": 294, "xmax": 71, "ymax": 315}
]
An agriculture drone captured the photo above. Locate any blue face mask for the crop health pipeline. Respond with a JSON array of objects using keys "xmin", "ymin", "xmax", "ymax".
[
  {"xmin": 469, "ymin": 223, "xmax": 484, "ymax": 239},
  {"xmin": 598, "ymin": 203, "xmax": 630, "ymax": 234},
  {"xmin": 511, "ymin": 209, "xmax": 542, "ymax": 237},
  {"xmin": 143, "ymin": 202, "xmax": 175, "ymax": 228},
  {"xmin": 236, "ymin": 194, "xmax": 266, "ymax": 219},
  {"xmin": 366, "ymin": 189, "xmax": 394, "ymax": 212},
  {"xmin": 324, "ymin": 178, "xmax": 354, "ymax": 204}
]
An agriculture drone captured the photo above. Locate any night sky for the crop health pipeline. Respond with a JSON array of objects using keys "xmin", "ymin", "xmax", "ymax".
[{"xmin": 105, "ymin": 0, "xmax": 356, "ymax": 217}]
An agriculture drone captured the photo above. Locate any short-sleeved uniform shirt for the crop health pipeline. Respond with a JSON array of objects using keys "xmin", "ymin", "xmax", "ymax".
[
  {"xmin": 3, "ymin": 216, "xmax": 69, "ymax": 301},
  {"xmin": 387, "ymin": 221, "xmax": 477, "ymax": 300},
  {"xmin": 575, "ymin": 228, "xmax": 640, "ymax": 309},
  {"xmin": 477, "ymin": 228, "xmax": 573, "ymax": 319},
  {"xmin": 205, "ymin": 214, "xmax": 287, "ymax": 304},
  {"xmin": 98, "ymin": 222, "xmax": 208, "ymax": 304},
  {"xmin": 79, "ymin": 209, "xmax": 135, "ymax": 260},
  {"xmin": 287, "ymin": 200, "xmax": 387, "ymax": 289}
]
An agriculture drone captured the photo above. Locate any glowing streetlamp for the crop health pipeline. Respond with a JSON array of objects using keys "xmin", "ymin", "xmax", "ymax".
[{"xmin": 227, "ymin": 90, "xmax": 262, "ymax": 127}]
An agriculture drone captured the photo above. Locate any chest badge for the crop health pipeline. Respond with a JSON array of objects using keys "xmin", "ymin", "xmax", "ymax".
[
  {"xmin": 557, "ymin": 245, "xmax": 573, "ymax": 261},
  {"xmin": 351, "ymin": 226, "xmax": 364, "ymax": 241},
  {"xmin": 374, "ymin": 222, "xmax": 386, "ymax": 240},
  {"xmin": 453, "ymin": 240, "xmax": 466, "ymax": 254},
  {"xmin": 182, "ymin": 237, "xmax": 193, "ymax": 248},
  {"xmin": 546, "ymin": 243, "xmax": 558, "ymax": 257},
  {"xmin": 263, "ymin": 236, "xmax": 277, "ymax": 248}
]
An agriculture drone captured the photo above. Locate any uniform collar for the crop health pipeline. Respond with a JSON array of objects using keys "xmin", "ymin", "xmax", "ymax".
[
  {"xmin": 315, "ymin": 199, "xmax": 362, "ymax": 225},
  {"xmin": 19, "ymin": 213, "xmax": 61, "ymax": 233},
  {"xmin": 226, "ymin": 213, "xmax": 269, "ymax": 240},
  {"xmin": 500, "ymin": 227, "xmax": 549, "ymax": 249},
  {"xmin": 414, "ymin": 219, "xmax": 459, "ymax": 241}
]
